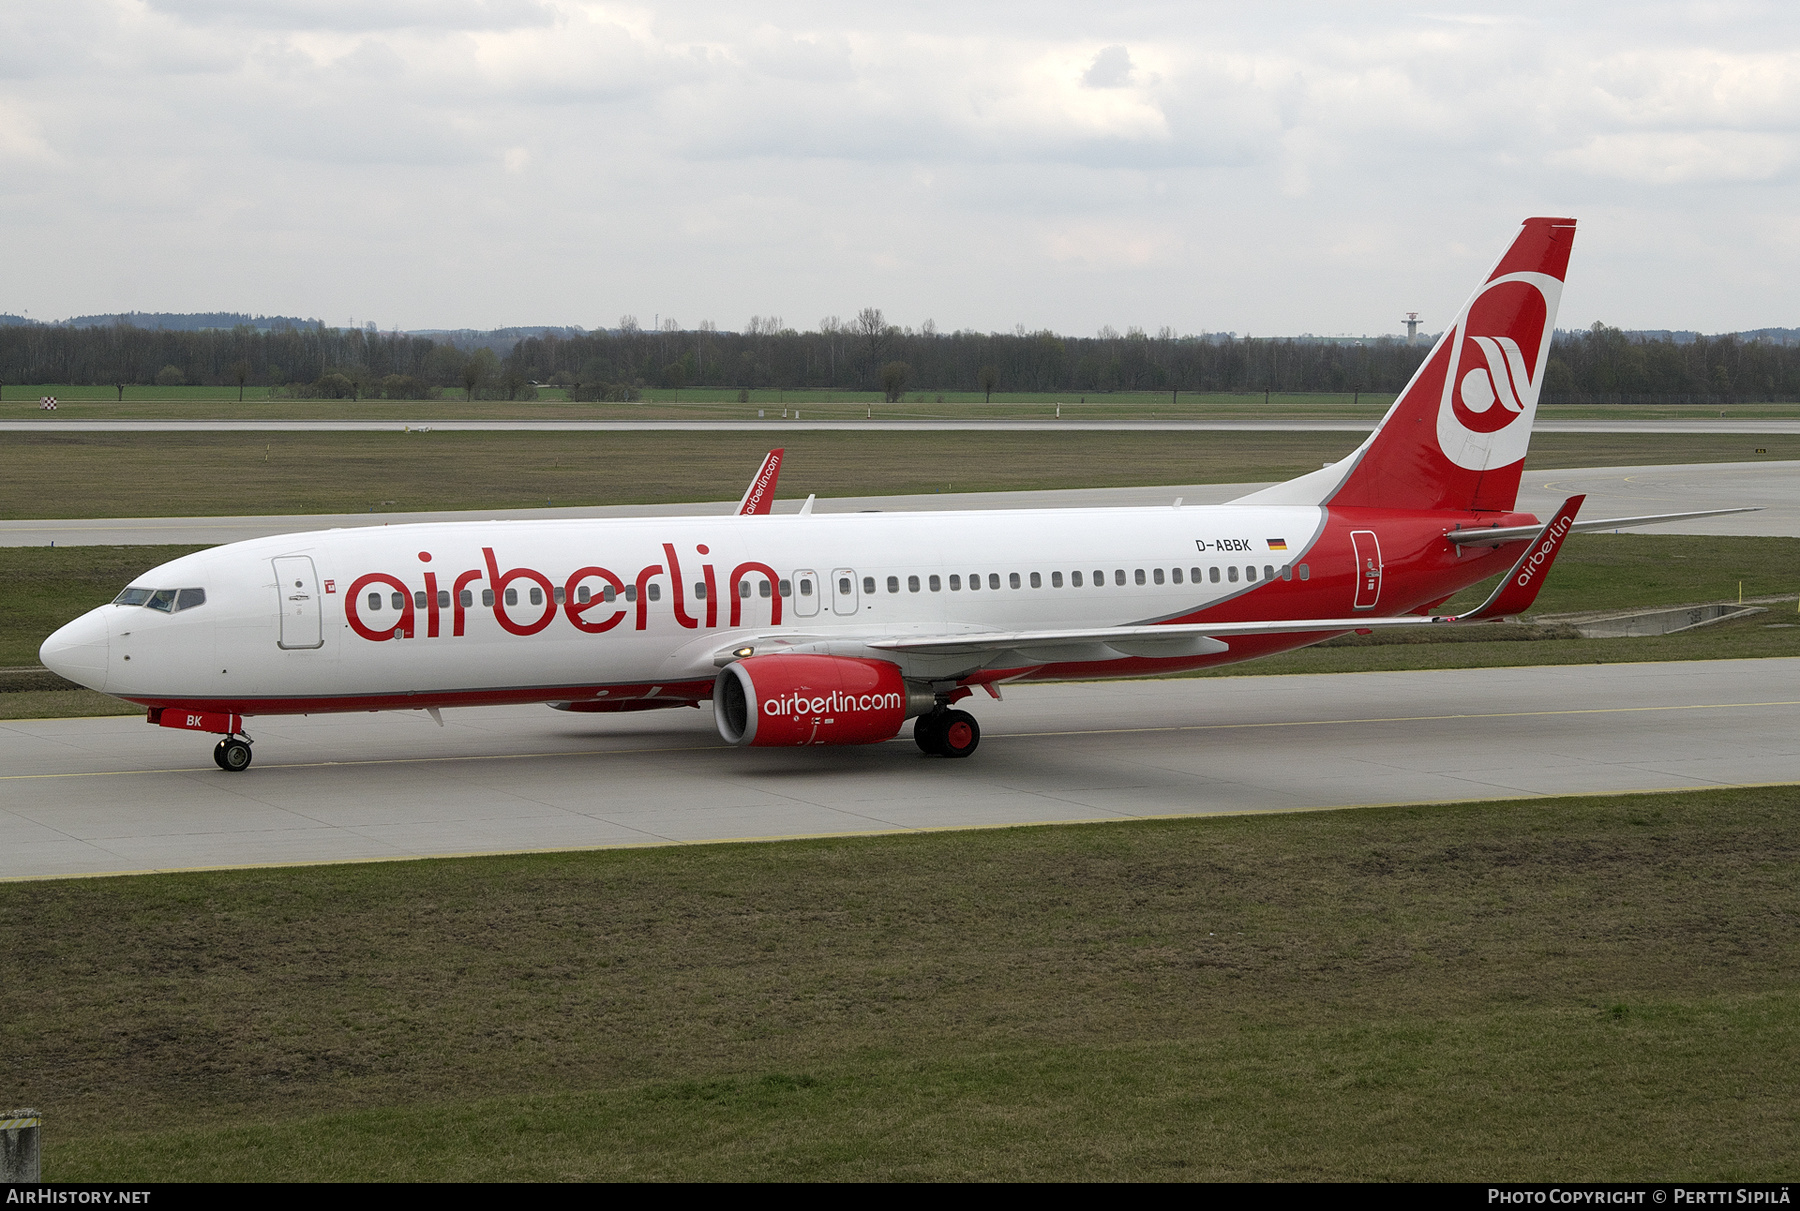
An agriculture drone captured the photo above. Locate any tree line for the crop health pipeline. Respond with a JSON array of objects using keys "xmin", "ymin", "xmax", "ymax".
[{"xmin": 2, "ymin": 312, "xmax": 1796, "ymax": 403}]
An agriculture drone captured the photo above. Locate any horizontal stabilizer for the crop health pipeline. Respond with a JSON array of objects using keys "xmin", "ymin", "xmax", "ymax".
[{"xmin": 1444, "ymin": 506, "xmax": 1760, "ymax": 546}]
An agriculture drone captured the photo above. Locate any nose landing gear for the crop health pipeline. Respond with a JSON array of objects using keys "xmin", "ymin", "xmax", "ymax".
[
  {"xmin": 913, "ymin": 708, "xmax": 981, "ymax": 758},
  {"xmin": 212, "ymin": 735, "xmax": 253, "ymax": 772}
]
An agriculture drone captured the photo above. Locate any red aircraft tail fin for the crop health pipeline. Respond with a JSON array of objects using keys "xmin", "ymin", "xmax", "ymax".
[
  {"xmin": 1324, "ymin": 217, "xmax": 1576, "ymax": 514},
  {"xmin": 737, "ymin": 448, "xmax": 784, "ymax": 515}
]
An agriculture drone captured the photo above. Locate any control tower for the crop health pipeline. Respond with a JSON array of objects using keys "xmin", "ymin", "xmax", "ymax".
[{"xmin": 1404, "ymin": 312, "xmax": 1421, "ymax": 346}]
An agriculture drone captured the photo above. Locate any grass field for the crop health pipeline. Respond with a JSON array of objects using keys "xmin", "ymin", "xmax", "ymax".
[
  {"xmin": 10, "ymin": 383, "xmax": 1800, "ymax": 423},
  {"xmin": 3, "ymin": 785, "xmax": 1794, "ymax": 1180},
  {"xmin": 5, "ymin": 429, "xmax": 1799, "ymax": 521}
]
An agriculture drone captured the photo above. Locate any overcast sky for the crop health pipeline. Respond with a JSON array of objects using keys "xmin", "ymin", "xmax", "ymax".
[{"xmin": 4, "ymin": 1, "xmax": 1797, "ymax": 336}]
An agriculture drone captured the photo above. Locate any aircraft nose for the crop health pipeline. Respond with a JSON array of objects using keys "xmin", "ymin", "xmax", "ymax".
[{"xmin": 40, "ymin": 607, "xmax": 110, "ymax": 691}]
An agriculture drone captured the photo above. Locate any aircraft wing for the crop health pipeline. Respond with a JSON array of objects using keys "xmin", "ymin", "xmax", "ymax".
[{"xmin": 1444, "ymin": 506, "xmax": 1760, "ymax": 546}]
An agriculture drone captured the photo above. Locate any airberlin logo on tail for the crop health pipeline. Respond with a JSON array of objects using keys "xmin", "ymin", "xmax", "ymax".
[{"xmin": 1435, "ymin": 272, "xmax": 1563, "ymax": 472}]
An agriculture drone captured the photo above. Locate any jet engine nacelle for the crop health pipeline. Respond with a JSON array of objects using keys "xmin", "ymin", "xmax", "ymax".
[{"xmin": 714, "ymin": 654, "xmax": 928, "ymax": 747}]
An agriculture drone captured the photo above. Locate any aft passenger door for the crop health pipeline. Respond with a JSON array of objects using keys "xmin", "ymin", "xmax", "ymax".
[
  {"xmin": 830, "ymin": 567, "xmax": 859, "ymax": 616},
  {"xmin": 273, "ymin": 555, "xmax": 325, "ymax": 649},
  {"xmin": 1350, "ymin": 531, "xmax": 1382, "ymax": 610}
]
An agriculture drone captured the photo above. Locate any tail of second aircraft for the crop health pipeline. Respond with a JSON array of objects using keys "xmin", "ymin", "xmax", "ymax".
[{"xmin": 1237, "ymin": 216, "xmax": 1576, "ymax": 514}]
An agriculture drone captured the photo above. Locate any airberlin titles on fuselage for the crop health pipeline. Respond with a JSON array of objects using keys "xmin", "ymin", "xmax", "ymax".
[{"xmin": 344, "ymin": 542, "xmax": 789, "ymax": 643}]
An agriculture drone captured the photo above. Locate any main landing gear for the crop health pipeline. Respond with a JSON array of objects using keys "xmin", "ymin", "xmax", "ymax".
[
  {"xmin": 914, "ymin": 708, "xmax": 981, "ymax": 758},
  {"xmin": 212, "ymin": 735, "xmax": 253, "ymax": 772}
]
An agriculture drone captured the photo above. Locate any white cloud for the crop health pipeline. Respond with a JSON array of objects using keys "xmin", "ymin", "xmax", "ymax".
[{"xmin": 3, "ymin": 1, "xmax": 1800, "ymax": 333}]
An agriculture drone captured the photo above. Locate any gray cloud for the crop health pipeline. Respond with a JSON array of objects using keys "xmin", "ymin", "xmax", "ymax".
[{"xmin": 3, "ymin": 1, "xmax": 1799, "ymax": 335}]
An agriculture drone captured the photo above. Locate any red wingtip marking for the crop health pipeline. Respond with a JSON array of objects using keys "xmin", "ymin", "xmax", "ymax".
[{"xmin": 738, "ymin": 448, "xmax": 785, "ymax": 515}]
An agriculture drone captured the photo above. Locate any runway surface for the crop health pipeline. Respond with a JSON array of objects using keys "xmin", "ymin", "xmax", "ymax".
[
  {"xmin": 5, "ymin": 658, "xmax": 1798, "ymax": 881},
  {"xmin": 7, "ymin": 417, "xmax": 1800, "ymax": 434},
  {"xmin": 6, "ymin": 460, "xmax": 1796, "ymax": 545}
]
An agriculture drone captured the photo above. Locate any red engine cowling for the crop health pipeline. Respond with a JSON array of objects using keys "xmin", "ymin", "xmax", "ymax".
[{"xmin": 714, "ymin": 654, "xmax": 911, "ymax": 747}]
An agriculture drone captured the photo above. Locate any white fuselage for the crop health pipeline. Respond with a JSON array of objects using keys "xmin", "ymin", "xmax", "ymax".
[{"xmin": 46, "ymin": 502, "xmax": 1395, "ymax": 713}]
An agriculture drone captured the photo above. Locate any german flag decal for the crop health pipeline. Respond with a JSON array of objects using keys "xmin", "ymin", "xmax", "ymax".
[{"xmin": 1267, "ymin": 538, "xmax": 1288, "ymax": 551}]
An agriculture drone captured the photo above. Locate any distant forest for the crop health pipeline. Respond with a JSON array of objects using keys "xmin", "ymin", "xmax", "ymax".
[{"xmin": 1, "ymin": 311, "xmax": 1797, "ymax": 403}]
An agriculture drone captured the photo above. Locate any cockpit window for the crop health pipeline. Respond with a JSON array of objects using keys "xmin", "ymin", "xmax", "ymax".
[{"xmin": 115, "ymin": 586, "xmax": 206, "ymax": 613}]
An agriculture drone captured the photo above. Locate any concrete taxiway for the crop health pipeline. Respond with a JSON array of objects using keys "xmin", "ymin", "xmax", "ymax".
[
  {"xmin": 5, "ymin": 460, "xmax": 1796, "ymax": 545},
  {"xmin": 8, "ymin": 417, "xmax": 1800, "ymax": 434},
  {"xmin": 4, "ymin": 658, "xmax": 1798, "ymax": 881}
]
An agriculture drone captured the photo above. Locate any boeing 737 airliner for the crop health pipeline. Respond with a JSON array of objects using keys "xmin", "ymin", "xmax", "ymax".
[{"xmin": 39, "ymin": 218, "xmax": 1747, "ymax": 770}]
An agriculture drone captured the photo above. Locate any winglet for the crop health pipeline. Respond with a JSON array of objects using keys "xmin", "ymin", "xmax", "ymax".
[
  {"xmin": 737, "ymin": 448, "xmax": 784, "ymax": 515},
  {"xmin": 1458, "ymin": 494, "xmax": 1584, "ymax": 620}
]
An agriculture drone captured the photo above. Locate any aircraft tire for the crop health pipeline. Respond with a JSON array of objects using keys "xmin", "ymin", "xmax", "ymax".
[
  {"xmin": 914, "ymin": 711, "xmax": 947, "ymax": 755},
  {"xmin": 219, "ymin": 738, "xmax": 253, "ymax": 772},
  {"xmin": 938, "ymin": 710, "xmax": 980, "ymax": 759},
  {"xmin": 212, "ymin": 739, "xmax": 230, "ymax": 769}
]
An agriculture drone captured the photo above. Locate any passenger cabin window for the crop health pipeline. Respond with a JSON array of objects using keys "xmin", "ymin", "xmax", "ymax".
[
  {"xmin": 1209, "ymin": 567, "xmax": 1220, "ymax": 583},
  {"xmin": 483, "ymin": 589, "xmax": 495, "ymax": 606},
  {"xmin": 367, "ymin": 592, "xmax": 382, "ymax": 611},
  {"xmin": 625, "ymin": 585, "xmax": 638, "ymax": 602},
  {"xmin": 437, "ymin": 589, "xmax": 450, "ymax": 608},
  {"xmin": 1052, "ymin": 571, "xmax": 1063, "ymax": 588},
  {"xmin": 1228, "ymin": 567, "xmax": 1239, "ymax": 583},
  {"xmin": 949, "ymin": 575, "xmax": 961, "ymax": 590},
  {"xmin": 391, "ymin": 592, "xmax": 406, "ymax": 610},
  {"xmin": 603, "ymin": 585, "xmax": 617, "ymax": 602},
  {"xmin": 929, "ymin": 575, "xmax": 941, "ymax": 592},
  {"xmin": 461, "ymin": 589, "xmax": 474, "ymax": 607},
  {"xmin": 553, "ymin": 586, "xmax": 565, "ymax": 604},
  {"xmin": 1114, "ymin": 569, "xmax": 1126, "ymax": 586},
  {"xmin": 648, "ymin": 584, "xmax": 661, "ymax": 601},
  {"xmin": 988, "ymin": 573, "xmax": 1000, "ymax": 590},
  {"xmin": 887, "ymin": 576, "xmax": 900, "ymax": 594},
  {"xmin": 1009, "ymin": 573, "xmax": 1020, "ymax": 589},
  {"xmin": 798, "ymin": 578, "xmax": 812, "ymax": 596},
  {"xmin": 1245, "ymin": 566, "xmax": 1257, "ymax": 583},
  {"xmin": 968, "ymin": 574, "xmax": 980, "ymax": 591},
  {"xmin": 839, "ymin": 576, "xmax": 852, "ymax": 595},
  {"xmin": 415, "ymin": 591, "xmax": 427, "ymax": 609},
  {"xmin": 695, "ymin": 582, "xmax": 709, "ymax": 599},
  {"xmin": 1155, "ymin": 568, "xmax": 1166, "ymax": 584},
  {"xmin": 1030, "ymin": 572, "xmax": 1041, "ymax": 588},
  {"xmin": 576, "ymin": 586, "xmax": 590, "ymax": 604},
  {"xmin": 1264, "ymin": 565, "xmax": 1275, "ymax": 581},
  {"xmin": 863, "ymin": 576, "xmax": 876, "ymax": 595},
  {"xmin": 908, "ymin": 575, "xmax": 920, "ymax": 592},
  {"xmin": 1299, "ymin": 564, "xmax": 1311, "ymax": 580},
  {"xmin": 1072, "ymin": 571, "xmax": 1083, "ymax": 587},
  {"xmin": 778, "ymin": 579, "xmax": 791, "ymax": 597},
  {"xmin": 505, "ymin": 588, "xmax": 518, "ymax": 606},
  {"xmin": 757, "ymin": 580, "xmax": 770, "ymax": 598},
  {"xmin": 1134, "ymin": 569, "xmax": 1146, "ymax": 586}
]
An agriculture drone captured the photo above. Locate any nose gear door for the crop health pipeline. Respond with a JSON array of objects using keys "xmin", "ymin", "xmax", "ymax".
[
  {"xmin": 1350, "ymin": 531, "xmax": 1382, "ymax": 610},
  {"xmin": 273, "ymin": 555, "xmax": 325, "ymax": 649}
]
